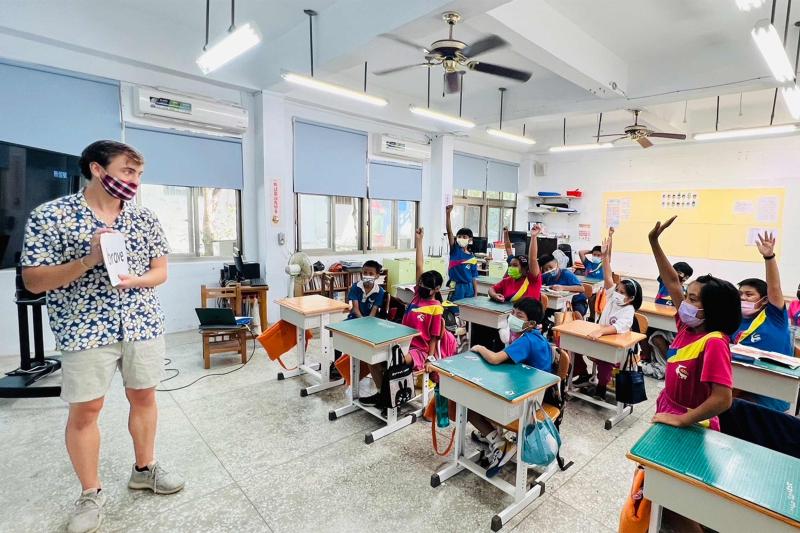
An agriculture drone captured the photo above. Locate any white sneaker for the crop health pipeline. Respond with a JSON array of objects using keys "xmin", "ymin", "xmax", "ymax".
[
  {"xmin": 486, "ymin": 437, "xmax": 517, "ymax": 478},
  {"xmin": 128, "ymin": 462, "xmax": 185, "ymax": 494},
  {"xmin": 67, "ymin": 489, "xmax": 106, "ymax": 533}
]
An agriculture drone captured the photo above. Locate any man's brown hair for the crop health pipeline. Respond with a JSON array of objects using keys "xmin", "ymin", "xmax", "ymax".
[{"xmin": 78, "ymin": 140, "xmax": 144, "ymax": 180}]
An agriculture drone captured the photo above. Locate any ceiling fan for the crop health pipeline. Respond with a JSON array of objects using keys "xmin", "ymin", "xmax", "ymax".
[
  {"xmin": 374, "ymin": 11, "xmax": 532, "ymax": 94},
  {"xmin": 597, "ymin": 110, "xmax": 687, "ymax": 148}
]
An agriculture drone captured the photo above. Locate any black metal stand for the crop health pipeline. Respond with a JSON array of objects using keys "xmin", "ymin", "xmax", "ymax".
[{"xmin": 0, "ymin": 265, "xmax": 61, "ymax": 398}]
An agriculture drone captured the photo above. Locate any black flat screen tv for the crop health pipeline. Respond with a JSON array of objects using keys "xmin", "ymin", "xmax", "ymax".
[{"xmin": 0, "ymin": 141, "xmax": 83, "ymax": 269}]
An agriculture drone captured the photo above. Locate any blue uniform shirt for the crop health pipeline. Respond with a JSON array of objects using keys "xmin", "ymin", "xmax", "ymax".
[
  {"xmin": 504, "ymin": 329, "xmax": 553, "ymax": 373},
  {"xmin": 736, "ymin": 302, "xmax": 792, "ymax": 355},
  {"xmin": 448, "ymin": 245, "xmax": 478, "ymax": 285},
  {"xmin": 544, "ymin": 269, "xmax": 587, "ymax": 307},
  {"xmin": 584, "ymin": 257, "xmax": 604, "ymax": 280},
  {"xmin": 347, "ymin": 282, "xmax": 385, "ymax": 319}
]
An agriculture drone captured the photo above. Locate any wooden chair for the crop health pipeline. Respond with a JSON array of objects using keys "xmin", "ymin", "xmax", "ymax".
[
  {"xmin": 540, "ymin": 293, "xmax": 549, "ymax": 310},
  {"xmin": 582, "ymin": 283, "xmax": 594, "ymax": 301},
  {"xmin": 199, "ymin": 284, "xmax": 247, "ymax": 369}
]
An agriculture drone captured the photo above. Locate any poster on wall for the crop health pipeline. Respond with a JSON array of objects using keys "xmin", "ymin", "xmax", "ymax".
[
  {"xmin": 606, "ymin": 199, "xmax": 621, "ymax": 228},
  {"xmin": 271, "ymin": 178, "xmax": 280, "ymax": 224},
  {"xmin": 578, "ymin": 223, "xmax": 592, "ymax": 241},
  {"xmin": 661, "ymin": 191, "xmax": 698, "ymax": 209},
  {"xmin": 756, "ymin": 196, "xmax": 779, "ymax": 223}
]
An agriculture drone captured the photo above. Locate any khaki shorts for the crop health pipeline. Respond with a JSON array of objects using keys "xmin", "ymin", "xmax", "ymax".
[{"xmin": 60, "ymin": 336, "xmax": 166, "ymax": 404}]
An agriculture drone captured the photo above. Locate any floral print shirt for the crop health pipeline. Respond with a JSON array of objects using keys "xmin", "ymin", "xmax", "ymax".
[{"xmin": 21, "ymin": 191, "xmax": 169, "ymax": 352}]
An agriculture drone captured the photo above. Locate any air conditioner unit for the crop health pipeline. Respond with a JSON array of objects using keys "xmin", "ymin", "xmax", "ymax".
[
  {"xmin": 132, "ymin": 87, "xmax": 248, "ymax": 134},
  {"xmin": 376, "ymin": 134, "xmax": 431, "ymax": 161}
]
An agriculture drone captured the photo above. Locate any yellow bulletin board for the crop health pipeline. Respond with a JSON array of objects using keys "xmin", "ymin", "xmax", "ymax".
[{"xmin": 603, "ymin": 188, "xmax": 784, "ymax": 262}]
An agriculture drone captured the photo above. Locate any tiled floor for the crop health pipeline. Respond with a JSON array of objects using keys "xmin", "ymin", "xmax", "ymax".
[{"xmin": 0, "ymin": 331, "xmax": 663, "ymax": 533}]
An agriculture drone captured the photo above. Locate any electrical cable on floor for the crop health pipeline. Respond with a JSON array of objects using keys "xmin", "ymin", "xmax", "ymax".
[{"xmin": 156, "ymin": 325, "xmax": 259, "ymax": 392}]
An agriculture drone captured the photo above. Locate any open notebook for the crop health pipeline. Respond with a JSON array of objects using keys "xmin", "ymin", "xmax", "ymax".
[{"xmin": 731, "ymin": 344, "xmax": 800, "ymax": 370}]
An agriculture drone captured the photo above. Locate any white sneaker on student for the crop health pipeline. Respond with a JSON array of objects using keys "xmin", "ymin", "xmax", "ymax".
[
  {"xmin": 486, "ymin": 437, "xmax": 517, "ymax": 478},
  {"xmin": 128, "ymin": 462, "xmax": 185, "ymax": 494},
  {"xmin": 67, "ymin": 489, "xmax": 106, "ymax": 533}
]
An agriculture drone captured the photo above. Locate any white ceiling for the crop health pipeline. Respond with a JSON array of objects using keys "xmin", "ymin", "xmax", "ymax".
[{"xmin": 1, "ymin": 0, "xmax": 797, "ymax": 151}]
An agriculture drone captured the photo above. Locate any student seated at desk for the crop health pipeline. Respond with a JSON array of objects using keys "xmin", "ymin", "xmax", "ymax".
[
  {"xmin": 648, "ymin": 216, "xmax": 742, "ymax": 533},
  {"xmin": 361, "ymin": 228, "xmax": 457, "ymax": 405},
  {"xmin": 643, "ymin": 261, "xmax": 693, "ymax": 379},
  {"xmin": 489, "ymin": 225, "xmax": 542, "ymax": 304},
  {"xmin": 347, "ymin": 260, "xmax": 385, "ymax": 320},
  {"xmin": 734, "ymin": 232, "xmax": 795, "ymax": 412},
  {"xmin": 578, "ymin": 245, "xmax": 604, "ymax": 280},
  {"xmin": 579, "ymin": 230, "xmax": 643, "ymax": 400},
  {"xmin": 649, "ymin": 216, "xmax": 739, "ymax": 431},
  {"xmin": 445, "ymin": 204, "xmax": 479, "ymax": 300},
  {"xmin": 468, "ymin": 298, "xmax": 552, "ymax": 476},
  {"xmin": 539, "ymin": 253, "xmax": 588, "ymax": 316}
]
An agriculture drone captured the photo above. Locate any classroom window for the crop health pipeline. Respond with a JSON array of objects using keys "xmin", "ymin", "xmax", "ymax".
[
  {"xmin": 397, "ymin": 200, "xmax": 416, "ymax": 250},
  {"xmin": 452, "ymin": 191, "xmax": 515, "ymax": 240},
  {"xmin": 334, "ymin": 196, "xmax": 360, "ymax": 252},
  {"xmin": 369, "ymin": 199, "xmax": 393, "ymax": 249},
  {"xmin": 138, "ymin": 184, "xmax": 241, "ymax": 258}
]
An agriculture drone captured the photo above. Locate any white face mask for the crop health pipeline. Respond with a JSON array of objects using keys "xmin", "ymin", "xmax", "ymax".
[
  {"xmin": 611, "ymin": 292, "xmax": 627, "ymax": 305},
  {"xmin": 457, "ymin": 237, "xmax": 470, "ymax": 248},
  {"xmin": 362, "ymin": 276, "xmax": 377, "ymax": 284},
  {"xmin": 508, "ymin": 315, "xmax": 527, "ymax": 333}
]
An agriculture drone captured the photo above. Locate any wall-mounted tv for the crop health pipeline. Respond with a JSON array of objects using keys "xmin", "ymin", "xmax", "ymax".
[{"xmin": 0, "ymin": 141, "xmax": 83, "ymax": 269}]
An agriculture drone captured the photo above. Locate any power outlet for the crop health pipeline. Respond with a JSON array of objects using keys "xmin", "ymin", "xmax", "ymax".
[{"xmin": 277, "ymin": 232, "xmax": 286, "ymax": 246}]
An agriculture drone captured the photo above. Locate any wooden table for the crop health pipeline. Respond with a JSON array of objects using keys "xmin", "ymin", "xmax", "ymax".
[
  {"xmin": 731, "ymin": 344, "xmax": 800, "ymax": 415},
  {"xmin": 240, "ymin": 284, "xmax": 269, "ymax": 329},
  {"xmin": 552, "ymin": 320, "xmax": 646, "ymax": 429},
  {"xmin": 276, "ymin": 295, "xmax": 350, "ymax": 396},
  {"xmin": 431, "ymin": 352, "xmax": 561, "ymax": 532},
  {"xmin": 628, "ymin": 424, "xmax": 800, "ymax": 533},
  {"xmin": 638, "ymin": 301, "xmax": 677, "ymax": 333},
  {"xmin": 327, "ymin": 317, "xmax": 421, "ymax": 443}
]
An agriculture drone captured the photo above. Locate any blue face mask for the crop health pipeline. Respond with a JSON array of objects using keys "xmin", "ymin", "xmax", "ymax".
[{"xmin": 542, "ymin": 269, "xmax": 559, "ymax": 284}]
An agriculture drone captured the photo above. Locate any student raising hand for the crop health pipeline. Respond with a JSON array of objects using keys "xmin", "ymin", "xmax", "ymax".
[{"xmin": 648, "ymin": 216, "xmax": 684, "ymax": 310}]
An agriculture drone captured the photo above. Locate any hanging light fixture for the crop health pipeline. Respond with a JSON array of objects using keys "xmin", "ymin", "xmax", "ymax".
[
  {"xmin": 282, "ymin": 10, "xmax": 388, "ymax": 107},
  {"xmin": 549, "ymin": 114, "xmax": 613, "ymax": 152},
  {"xmin": 780, "ymin": 20, "xmax": 800, "ymax": 118},
  {"xmin": 736, "ymin": 0, "xmax": 767, "ymax": 11},
  {"xmin": 751, "ymin": 2, "xmax": 795, "ymax": 84},
  {"xmin": 695, "ymin": 89, "xmax": 799, "ymax": 140},
  {"xmin": 197, "ymin": 0, "xmax": 261, "ymax": 75},
  {"xmin": 485, "ymin": 88, "xmax": 535, "ymax": 145},
  {"xmin": 409, "ymin": 65, "xmax": 474, "ymax": 128}
]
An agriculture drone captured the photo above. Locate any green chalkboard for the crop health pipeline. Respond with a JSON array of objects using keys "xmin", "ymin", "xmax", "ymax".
[
  {"xmin": 433, "ymin": 351, "xmax": 558, "ymax": 402},
  {"xmin": 630, "ymin": 424, "xmax": 800, "ymax": 523},
  {"xmin": 326, "ymin": 316, "xmax": 418, "ymax": 345},
  {"xmin": 453, "ymin": 296, "xmax": 513, "ymax": 314}
]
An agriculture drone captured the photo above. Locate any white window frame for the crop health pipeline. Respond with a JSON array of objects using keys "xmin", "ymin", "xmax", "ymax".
[{"xmin": 453, "ymin": 189, "xmax": 516, "ymax": 241}]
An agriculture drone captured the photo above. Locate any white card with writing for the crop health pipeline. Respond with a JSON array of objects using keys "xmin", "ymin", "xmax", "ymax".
[{"xmin": 100, "ymin": 232, "xmax": 129, "ymax": 286}]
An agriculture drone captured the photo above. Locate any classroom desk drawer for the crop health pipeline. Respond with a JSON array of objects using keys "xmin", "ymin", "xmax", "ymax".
[{"xmin": 439, "ymin": 374, "xmax": 543, "ymax": 426}]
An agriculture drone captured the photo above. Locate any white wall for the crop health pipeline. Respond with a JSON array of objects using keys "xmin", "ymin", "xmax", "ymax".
[{"xmin": 530, "ymin": 136, "xmax": 800, "ymax": 294}]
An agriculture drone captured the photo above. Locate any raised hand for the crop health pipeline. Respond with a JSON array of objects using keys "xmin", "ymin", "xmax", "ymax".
[
  {"xmin": 530, "ymin": 224, "xmax": 542, "ymax": 237},
  {"xmin": 445, "ymin": 204, "xmax": 453, "ymax": 214},
  {"xmin": 608, "ymin": 227, "xmax": 615, "ymax": 237},
  {"xmin": 415, "ymin": 227, "xmax": 424, "ymax": 240},
  {"xmin": 600, "ymin": 238, "xmax": 610, "ymax": 257},
  {"xmin": 648, "ymin": 216, "xmax": 677, "ymax": 242},
  {"xmin": 755, "ymin": 231, "xmax": 776, "ymax": 258}
]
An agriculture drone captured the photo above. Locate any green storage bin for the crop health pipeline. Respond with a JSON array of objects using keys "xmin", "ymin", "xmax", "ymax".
[
  {"xmin": 424, "ymin": 257, "xmax": 447, "ymax": 283},
  {"xmin": 384, "ymin": 258, "xmax": 416, "ymax": 296}
]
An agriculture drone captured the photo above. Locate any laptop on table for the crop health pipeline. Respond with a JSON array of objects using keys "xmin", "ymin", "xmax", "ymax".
[{"xmin": 195, "ymin": 308, "xmax": 251, "ymax": 331}]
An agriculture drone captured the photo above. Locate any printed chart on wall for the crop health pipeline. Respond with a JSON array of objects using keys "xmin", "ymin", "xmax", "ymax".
[{"xmin": 603, "ymin": 188, "xmax": 784, "ymax": 262}]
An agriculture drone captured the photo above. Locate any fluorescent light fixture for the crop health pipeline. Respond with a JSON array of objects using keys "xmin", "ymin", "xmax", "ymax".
[
  {"xmin": 282, "ymin": 72, "xmax": 388, "ymax": 106},
  {"xmin": 486, "ymin": 128, "xmax": 536, "ymax": 145},
  {"xmin": 781, "ymin": 85, "xmax": 800, "ymax": 119},
  {"xmin": 549, "ymin": 143, "xmax": 614, "ymax": 153},
  {"xmin": 197, "ymin": 23, "xmax": 261, "ymax": 74},
  {"xmin": 735, "ymin": 0, "xmax": 766, "ymax": 11},
  {"xmin": 409, "ymin": 106, "xmax": 475, "ymax": 129},
  {"xmin": 751, "ymin": 19, "xmax": 795, "ymax": 82},
  {"xmin": 694, "ymin": 124, "xmax": 798, "ymax": 141}
]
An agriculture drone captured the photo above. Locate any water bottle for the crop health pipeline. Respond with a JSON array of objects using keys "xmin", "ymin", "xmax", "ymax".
[{"xmin": 435, "ymin": 385, "xmax": 450, "ymax": 428}]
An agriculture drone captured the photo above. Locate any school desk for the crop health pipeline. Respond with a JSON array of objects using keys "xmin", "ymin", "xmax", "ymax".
[
  {"xmin": 638, "ymin": 301, "xmax": 678, "ymax": 333},
  {"xmin": 541, "ymin": 288, "xmax": 571, "ymax": 311},
  {"xmin": 575, "ymin": 275, "xmax": 603, "ymax": 294},
  {"xmin": 276, "ymin": 295, "xmax": 350, "ymax": 396},
  {"xmin": 326, "ymin": 317, "xmax": 422, "ymax": 443},
  {"xmin": 393, "ymin": 283, "xmax": 452, "ymax": 305},
  {"xmin": 552, "ymin": 320, "xmax": 646, "ymax": 429},
  {"xmin": 476, "ymin": 276, "xmax": 504, "ymax": 296},
  {"xmin": 430, "ymin": 352, "xmax": 561, "ymax": 532},
  {"xmin": 731, "ymin": 344, "xmax": 800, "ymax": 416},
  {"xmin": 628, "ymin": 423, "xmax": 800, "ymax": 533},
  {"xmin": 455, "ymin": 296, "xmax": 514, "ymax": 331}
]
